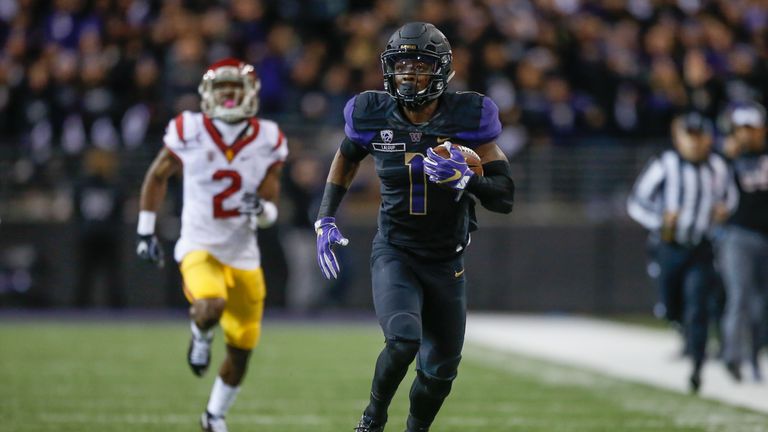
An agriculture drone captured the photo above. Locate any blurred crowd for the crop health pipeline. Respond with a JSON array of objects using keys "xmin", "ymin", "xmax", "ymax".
[
  {"xmin": 2, "ymin": 0, "xmax": 768, "ymax": 313},
  {"xmin": 1, "ymin": 0, "xmax": 768, "ymax": 161}
]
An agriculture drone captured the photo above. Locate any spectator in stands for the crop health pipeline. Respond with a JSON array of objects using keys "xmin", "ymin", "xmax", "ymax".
[
  {"xmin": 683, "ymin": 49, "xmax": 724, "ymax": 119},
  {"xmin": 281, "ymin": 147, "xmax": 327, "ymax": 311},
  {"xmin": 72, "ymin": 147, "xmax": 124, "ymax": 308},
  {"xmin": 4, "ymin": 0, "xmax": 768, "ymax": 148},
  {"xmin": 4, "ymin": 0, "xmax": 768, "ymax": 225}
]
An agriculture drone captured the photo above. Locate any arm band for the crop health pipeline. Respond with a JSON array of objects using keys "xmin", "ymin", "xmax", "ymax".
[
  {"xmin": 137, "ymin": 211, "xmax": 156, "ymax": 235},
  {"xmin": 465, "ymin": 160, "xmax": 515, "ymax": 214},
  {"xmin": 317, "ymin": 182, "xmax": 348, "ymax": 219},
  {"xmin": 257, "ymin": 201, "xmax": 278, "ymax": 228}
]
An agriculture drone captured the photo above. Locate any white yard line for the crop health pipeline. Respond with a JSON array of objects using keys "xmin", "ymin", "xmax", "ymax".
[{"xmin": 466, "ymin": 313, "xmax": 768, "ymax": 414}]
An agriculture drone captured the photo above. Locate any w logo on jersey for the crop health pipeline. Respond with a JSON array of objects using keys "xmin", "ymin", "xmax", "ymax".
[
  {"xmin": 380, "ymin": 130, "xmax": 393, "ymax": 144},
  {"xmin": 409, "ymin": 132, "xmax": 422, "ymax": 142}
]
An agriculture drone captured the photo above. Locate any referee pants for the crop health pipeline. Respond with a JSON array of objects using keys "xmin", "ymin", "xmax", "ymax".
[{"xmin": 656, "ymin": 241, "xmax": 713, "ymax": 368}]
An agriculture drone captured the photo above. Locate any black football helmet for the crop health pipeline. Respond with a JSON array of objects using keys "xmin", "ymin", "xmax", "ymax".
[{"xmin": 381, "ymin": 22, "xmax": 454, "ymax": 109}]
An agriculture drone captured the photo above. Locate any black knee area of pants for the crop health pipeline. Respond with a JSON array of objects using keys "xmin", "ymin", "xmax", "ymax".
[
  {"xmin": 385, "ymin": 338, "xmax": 420, "ymax": 366},
  {"xmin": 384, "ymin": 312, "xmax": 422, "ymax": 341},
  {"xmin": 413, "ymin": 369, "xmax": 454, "ymax": 400}
]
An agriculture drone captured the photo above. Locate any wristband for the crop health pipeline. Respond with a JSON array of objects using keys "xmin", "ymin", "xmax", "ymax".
[
  {"xmin": 256, "ymin": 201, "xmax": 278, "ymax": 228},
  {"xmin": 137, "ymin": 210, "xmax": 157, "ymax": 235}
]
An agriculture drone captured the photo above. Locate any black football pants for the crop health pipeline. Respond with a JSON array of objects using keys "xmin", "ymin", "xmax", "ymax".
[{"xmin": 364, "ymin": 233, "xmax": 466, "ymax": 429}]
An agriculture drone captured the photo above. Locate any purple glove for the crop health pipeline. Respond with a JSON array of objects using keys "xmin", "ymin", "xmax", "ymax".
[
  {"xmin": 424, "ymin": 145, "xmax": 474, "ymax": 191},
  {"xmin": 314, "ymin": 217, "xmax": 349, "ymax": 279}
]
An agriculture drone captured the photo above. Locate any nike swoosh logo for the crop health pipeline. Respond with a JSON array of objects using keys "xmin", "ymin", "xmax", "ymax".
[
  {"xmin": 437, "ymin": 137, "xmax": 451, "ymax": 143},
  {"xmin": 437, "ymin": 169, "xmax": 463, "ymax": 184},
  {"xmin": 454, "ymin": 269, "xmax": 465, "ymax": 278}
]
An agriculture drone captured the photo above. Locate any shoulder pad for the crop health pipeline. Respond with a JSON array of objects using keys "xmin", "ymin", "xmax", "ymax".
[
  {"xmin": 250, "ymin": 118, "xmax": 288, "ymax": 158},
  {"xmin": 344, "ymin": 92, "xmax": 394, "ymax": 145},
  {"xmin": 440, "ymin": 92, "xmax": 502, "ymax": 146},
  {"xmin": 164, "ymin": 111, "xmax": 200, "ymax": 150},
  {"xmin": 349, "ymin": 91, "xmax": 397, "ymax": 131}
]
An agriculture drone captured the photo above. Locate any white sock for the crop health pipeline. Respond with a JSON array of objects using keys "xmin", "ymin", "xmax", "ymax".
[
  {"xmin": 190, "ymin": 321, "xmax": 213, "ymax": 341},
  {"xmin": 207, "ymin": 376, "xmax": 241, "ymax": 418}
]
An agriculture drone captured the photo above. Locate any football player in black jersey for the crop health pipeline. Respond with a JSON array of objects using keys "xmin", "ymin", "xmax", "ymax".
[{"xmin": 314, "ymin": 22, "xmax": 515, "ymax": 432}]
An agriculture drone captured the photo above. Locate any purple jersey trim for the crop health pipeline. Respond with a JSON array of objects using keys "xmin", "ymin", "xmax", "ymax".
[
  {"xmin": 344, "ymin": 96, "xmax": 376, "ymax": 146},
  {"xmin": 455, "ymin": 96, "xmax": 502, "ymax": 147}
]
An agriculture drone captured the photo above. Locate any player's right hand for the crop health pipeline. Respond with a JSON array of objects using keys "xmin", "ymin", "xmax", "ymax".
[
  {"xmin": 314, "ymin": 217, "xmax": 349, "ymax": 279},
  {"xmin": 424, "ymin": 145, "xmax": 474, "ymax": 191},
  {"xmin": 136, "ymin": 234, "xmax": 165, "ymax": 268},
  {"xmin": 240, "ymin": 192, "xmax": 265, "ymax": 231}
]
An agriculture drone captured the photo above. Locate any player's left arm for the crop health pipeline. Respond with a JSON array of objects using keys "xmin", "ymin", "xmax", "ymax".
[
  {"xmin": 257, "ymin": 162, "xmax": 282, "ymax": 202},
  {"xmin": 249, "ymin": 162, "xmax": 282, "ymax": 229},
  {"xmin": 465, "ymin": 141, "xmax": 515, "ymax": 214}
]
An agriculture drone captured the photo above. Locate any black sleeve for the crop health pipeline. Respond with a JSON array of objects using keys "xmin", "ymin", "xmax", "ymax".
[
  {"xmin": 317, "ymin": 182, "xmax": 348, "ymax": 220},
  {"xmin": 316, "ymin": 138, "xmax": 368, "ymax": 220},
  {"xmin": 340, "ymin": 137, "xmax": 369, "ymax": 162},
  {"xmin": 465, "ymin": 160, "xmax": 515, "ymax": 214}
]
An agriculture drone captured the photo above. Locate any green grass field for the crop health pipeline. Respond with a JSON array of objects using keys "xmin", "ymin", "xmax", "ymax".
[{"xmin": 1, "ymin": 319, "xmax": 767, "ymax": 432}]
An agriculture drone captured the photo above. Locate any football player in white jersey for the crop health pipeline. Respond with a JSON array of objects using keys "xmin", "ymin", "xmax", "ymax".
[{"xmin": 136, "ymin": 58, "xmax": 287, "ymax": 432}]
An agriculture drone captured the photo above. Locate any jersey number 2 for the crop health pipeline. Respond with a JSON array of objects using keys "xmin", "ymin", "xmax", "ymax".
[
  {"xmin": 405, "ymin": 153, "xmax": 427, "ymax": 215},
  {"xmin": 212, "ymin": 170, "xmax": 242, "ymax": 218}
]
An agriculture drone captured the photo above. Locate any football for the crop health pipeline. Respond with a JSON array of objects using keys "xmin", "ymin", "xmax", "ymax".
[{"xmin": 432, "ymin": 143, "xmax": 484, "ymax": 176}]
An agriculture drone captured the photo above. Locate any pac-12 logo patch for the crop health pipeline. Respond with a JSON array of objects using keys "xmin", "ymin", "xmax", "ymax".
[{"xmin": 380, "ymin": 130, "xmax": 393, "ymax": 144}]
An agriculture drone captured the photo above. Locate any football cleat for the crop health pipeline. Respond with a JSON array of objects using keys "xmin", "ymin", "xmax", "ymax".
[
  {"xmin": 188, "ymin": 330, "xmax": 213, "ymax": 377},
  {"xmin": 725, "ymin": 361, "xmax": 742, "ymax": 382},
  {"xmin": 354, "ymin": 414, "xmax": 385, "ymax": 432},
  {"xmin": 689, "ymin": 371, "xmax": 701, "ymax": 394},
  {"xmin": 201, "ymin": 411, "xmax": 228, "ymax": 432}
]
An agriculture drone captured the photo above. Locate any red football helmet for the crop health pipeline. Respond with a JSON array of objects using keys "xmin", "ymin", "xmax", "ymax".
[{"xmin": 198, "ymin": 58, "xmax": 260, "ymax": 122}]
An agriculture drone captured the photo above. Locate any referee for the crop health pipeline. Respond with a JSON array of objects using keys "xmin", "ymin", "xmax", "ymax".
[{"xmin": 628, "ymin": 112, "xmax": 738, "ymax": 393}]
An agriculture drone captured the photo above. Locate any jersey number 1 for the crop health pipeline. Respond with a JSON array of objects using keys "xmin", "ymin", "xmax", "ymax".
[
  {"xmin": 405, "ymin": 153, "xmax": 427, "ymax": 215},
  {"xmin": 212, "ymin": 170, "xmax": 242, "ymax": 218}
]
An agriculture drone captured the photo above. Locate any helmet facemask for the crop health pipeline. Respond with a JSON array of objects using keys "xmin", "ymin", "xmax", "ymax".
[
  {"xmin": 382, "ymin": 50, "xmax": 453, "ymax": 109},
  {"xmin": 199, "ymin": 61, "xmax": 260, "ymax": 123}
]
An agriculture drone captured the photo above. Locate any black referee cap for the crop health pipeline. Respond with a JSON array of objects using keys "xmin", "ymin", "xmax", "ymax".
[{"xmin": 680, "ymin": 111, "xmax": 713, "ymax": 135}]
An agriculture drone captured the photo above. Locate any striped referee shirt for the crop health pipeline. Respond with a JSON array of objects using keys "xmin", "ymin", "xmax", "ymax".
[{"xmin": 627, "ymin": 150, "xmax": 739, "ymax": 246}]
